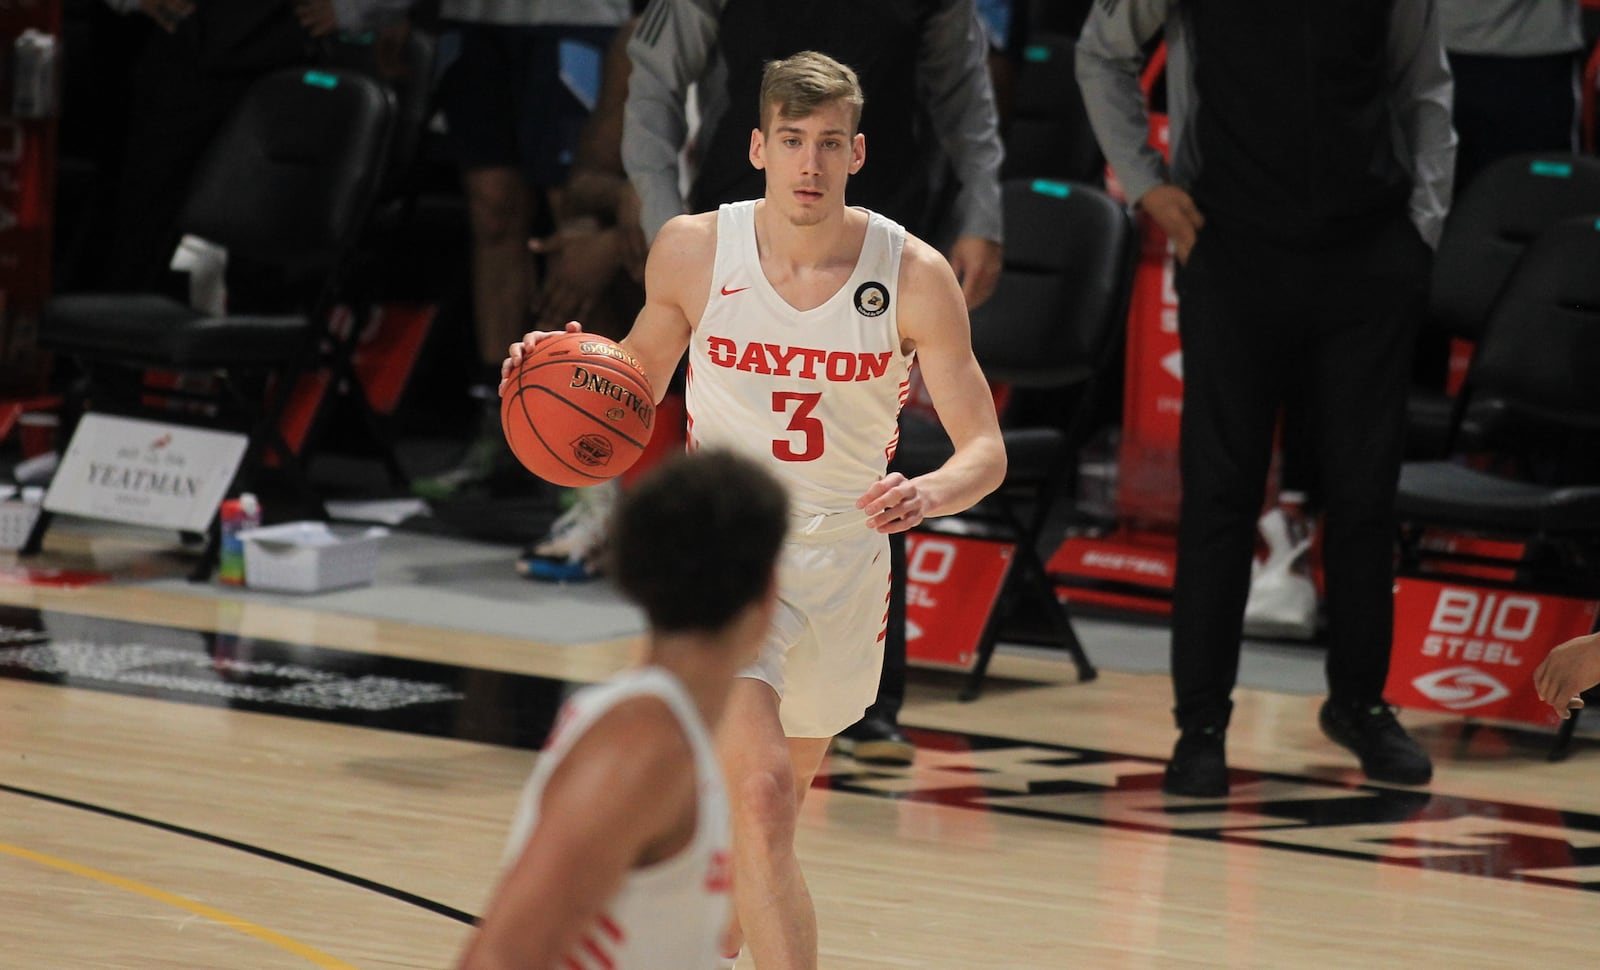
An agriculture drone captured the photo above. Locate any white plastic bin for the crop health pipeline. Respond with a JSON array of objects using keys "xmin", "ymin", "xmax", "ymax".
[
  {"xmin": 236, "ymin": 521, "xmax": 388, "ymax": 593},
  {"xmin": 0, "ymin": 486, "xmax": 45, "ymax": 551}
]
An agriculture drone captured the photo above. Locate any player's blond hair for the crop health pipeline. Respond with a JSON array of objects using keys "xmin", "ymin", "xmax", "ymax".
[{"xmin": 759, "ymin": 50, "xmax": 865, "ymax": 133}]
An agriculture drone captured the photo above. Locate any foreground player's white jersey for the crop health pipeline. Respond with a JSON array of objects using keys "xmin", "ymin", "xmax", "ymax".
[
  {"xmin": 505, "ymin": 667, "xmax": 731, "ymax": 970},
  {"xmin": 687, "ymin": 200, "xmax": 913, "ymax": 515}
]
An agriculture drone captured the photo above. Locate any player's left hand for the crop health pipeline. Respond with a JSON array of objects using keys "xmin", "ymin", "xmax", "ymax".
[
  {"xmin": 947, "ymin": 236, "xmax": 1001, "ymax": 310},
  {"xmin": 857, "ymin": 473, "xmax": 925, "ymax": 534},
  {"xmin": 1534, "ymin": 634, "xmax": 1600, "ymax": 719}
]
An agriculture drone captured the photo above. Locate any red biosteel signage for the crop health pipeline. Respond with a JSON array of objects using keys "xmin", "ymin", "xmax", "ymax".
[
  {"xmin": 1387, "ymin": 578, "xmax": 1600, "ymax": 727},
  {"xmin": 904, "ymin": 532, "xmax": 1013, "ymax": 671}
]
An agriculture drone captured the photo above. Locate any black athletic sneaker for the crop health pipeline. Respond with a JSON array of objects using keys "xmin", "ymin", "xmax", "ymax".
[
  {"xmin": 1318, "ymin": 699, "xmax": 1433, "ymax": 785},
  {"xmin": 832, "ymin": 716, "xmax": 915, "ymax": 766},
  {"xmin": 1162, "ymin": 726, "xmax": 1228, "ymax": 797}
]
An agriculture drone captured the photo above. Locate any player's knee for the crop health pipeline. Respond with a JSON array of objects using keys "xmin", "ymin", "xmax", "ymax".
[{"xmin": 731, "ymin": 764, "xmax": 798, "ymax": 848}]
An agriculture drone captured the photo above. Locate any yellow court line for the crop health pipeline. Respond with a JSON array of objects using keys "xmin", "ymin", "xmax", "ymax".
[{"xmin": 0, "ymin": 842, "xmax": 361, "ymax": 969}]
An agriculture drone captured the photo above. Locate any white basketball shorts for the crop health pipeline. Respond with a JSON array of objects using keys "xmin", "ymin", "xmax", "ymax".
[{"xmin": 742, "ymin": 510, "xmax": 890, "ymax": 738}]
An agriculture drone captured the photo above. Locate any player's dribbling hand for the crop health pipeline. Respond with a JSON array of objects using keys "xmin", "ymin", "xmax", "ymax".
[
  {"xmin": 857, "ymin": 473, "xmax": 926, "ymax": 534},
  {"xmin": 499, "ymin": 322, "xmax": 584, "ymax": 397}
]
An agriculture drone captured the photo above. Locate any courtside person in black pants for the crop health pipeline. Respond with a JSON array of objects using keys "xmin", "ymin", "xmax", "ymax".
[{"xmin": 1076, "ymin": 0, "xmax": 1457, "ymax": 795}]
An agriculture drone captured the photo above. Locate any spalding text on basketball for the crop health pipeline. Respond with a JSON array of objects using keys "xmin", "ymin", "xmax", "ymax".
[
  {"xmin": 569, "ymin": 366, "xmax": 654, "ymax": 430},
  {"xmin": 705, "ymin": 337, "xmax": 893, "ymax": 382}
]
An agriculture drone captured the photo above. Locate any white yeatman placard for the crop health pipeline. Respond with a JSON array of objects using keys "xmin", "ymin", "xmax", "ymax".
[{"xmin": 45, "ymin": 414, "xmax": 248, "ymax": 533}]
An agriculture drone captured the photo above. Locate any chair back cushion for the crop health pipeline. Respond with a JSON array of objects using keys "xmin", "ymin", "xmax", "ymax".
[
  {"xmin": 969, "ymin": 178, "xmax": 1135, "ymax": 388},
  {"xmin": 1468, "ymin": 216, "xmax": 1600, "ymax": 427},
  {"xmin": 1430, "ymin": 153, "xmax": 1600, "ymax": 340},
  {"xmin": 179, "ymin": 67, "xmax": 395, "ymax": 273},
  {"xmin": 1001, "ymin": 34, "xmax": 1102, "ymax": 183},
  {"xmin": 319, "ymin": 31, "xmax": 436, "ymax": 200}
]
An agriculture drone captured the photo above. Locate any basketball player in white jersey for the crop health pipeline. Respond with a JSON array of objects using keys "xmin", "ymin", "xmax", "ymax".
[
  {"xmin": 454, "ymin": 449, "xmax": 788, "ymax": 970},
  {"xmin": 501, "ymin": 51, "xmax": 1006, "ymax": 969}
]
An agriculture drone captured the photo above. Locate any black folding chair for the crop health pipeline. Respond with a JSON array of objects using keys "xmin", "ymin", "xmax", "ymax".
[
  {"xmin": 307, "ymin": 30, "xmax": 442, "ymax": 487},
  {"xmin": 1408, "ymin": 152, "xmax": 1600, "ymax": 458},
  {"xmin": 24, "ymin": 67, "xmax": 395, "ymax": 578},
  {"xmin": 897, "ymin": 178, "xmax": 1137, "ymax": 699},
  {"xmin": 1000, "ymin": 33, "xmax": 1104, "ymax": 185},
  {"xmin": 1395, "ymin": 215, "xmax": 1600, "ymax": 757}
]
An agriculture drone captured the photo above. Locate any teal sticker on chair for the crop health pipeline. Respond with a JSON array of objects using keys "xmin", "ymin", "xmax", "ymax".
[
  {"xmin": 1030, "ymin": 179, "xmax": 1071, "ymax": 199},
  {"xmin": 302, "ymin": 71, "xmax": 339, "ymax": 90},
  {"xmin": 1024, "ymin": 45, "xmax": 1051, "ymax": 63},
  {"xmin": 1530, "ymin": 160, "xmax": 1572, "ymax": 178}
]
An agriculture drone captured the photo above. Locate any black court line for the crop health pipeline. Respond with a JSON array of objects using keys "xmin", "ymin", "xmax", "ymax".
[
  {"xmin": 6, "ymin": 603, "xmax": 1600, "ymax": 893},
  {"xmin": 0, "ymin": 781, "xmax": 478, "ymax": 925}
]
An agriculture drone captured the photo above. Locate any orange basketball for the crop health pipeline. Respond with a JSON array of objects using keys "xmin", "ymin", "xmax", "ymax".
[{"xmin": 501, "ymin": 332, "xmax": 656, "ymax": 487}]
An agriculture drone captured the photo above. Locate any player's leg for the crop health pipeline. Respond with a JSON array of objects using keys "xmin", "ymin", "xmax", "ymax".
[
  {"xmin": 718, "ymin": 678, "xmax": 824, "ymax": 970},
  {"xmin": 834, "ymin": 531, "xmax": 913, "ymax": 764}
]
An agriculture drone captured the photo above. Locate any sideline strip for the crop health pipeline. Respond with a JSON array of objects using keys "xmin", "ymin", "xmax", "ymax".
[{"xmin": 1, "ymin": 842, "xmax": 361, "ymax": 969}]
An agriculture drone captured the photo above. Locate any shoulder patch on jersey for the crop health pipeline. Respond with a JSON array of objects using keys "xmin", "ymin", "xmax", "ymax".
[{"xmin": 853, "ymin": 282, "xmax": 890, "ymax": 317}]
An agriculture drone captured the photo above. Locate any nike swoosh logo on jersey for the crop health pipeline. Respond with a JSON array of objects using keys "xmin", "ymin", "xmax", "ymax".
[{"xmin": 720, "ymin": 284, "xmax": 750, "ymax": 296}]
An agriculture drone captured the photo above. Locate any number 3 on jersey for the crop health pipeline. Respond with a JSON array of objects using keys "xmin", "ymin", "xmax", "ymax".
[{"xmin": 772, "ymin": 391, "xmax": 824, "ymax": 461}]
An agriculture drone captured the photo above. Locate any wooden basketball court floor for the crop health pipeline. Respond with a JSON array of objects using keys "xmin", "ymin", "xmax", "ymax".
[{"xmin": 3, "ymin": 517, "xmax": 1599, "ymax": 969}]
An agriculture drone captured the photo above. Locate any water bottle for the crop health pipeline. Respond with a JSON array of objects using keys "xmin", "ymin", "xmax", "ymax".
[{"xmin": 217, "ymin": 493, "xmax": 261, "ymax": 585}]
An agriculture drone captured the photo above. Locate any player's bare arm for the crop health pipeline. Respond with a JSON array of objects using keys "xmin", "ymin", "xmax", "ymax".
[
  {"xmin": 456, "ymin": 700, "xmax": 697, "ymax": 970},
  {"xmin": 497, "ymin": 213, "xmax": 713, "ymax": 402},
  {"xmin": 858, "ymin": 235, "xmax": 1006, "ymax": 533},
  {"xmin": 616, "ymin": 212, "xmax": 714, "ymax": 403}
]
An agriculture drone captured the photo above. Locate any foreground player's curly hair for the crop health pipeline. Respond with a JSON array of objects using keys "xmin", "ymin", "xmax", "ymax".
[{"xmin": 609, "ymin": 449, "xmax": 789, "ymax": 633}]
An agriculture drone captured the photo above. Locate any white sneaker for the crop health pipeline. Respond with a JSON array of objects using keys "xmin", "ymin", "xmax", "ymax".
[
  {"xmin": 1243, "ymin": 503, "xmax": 1319, "ymax": 640},
  {"xmin": 518, "ymin": 479, "xmax": 619, "ymax": 582}
]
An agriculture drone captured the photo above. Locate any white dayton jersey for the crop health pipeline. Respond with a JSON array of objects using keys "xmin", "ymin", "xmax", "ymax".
[
  {"xmin": 504, "ymin": 667, "xmax": 732, "ymax": 970},
  {"xmin": 688, "ymin": 200, "xmax": 913, "ymax": 515}
]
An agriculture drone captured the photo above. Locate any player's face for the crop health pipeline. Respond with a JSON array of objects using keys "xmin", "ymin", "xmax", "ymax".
[{"xmin": 750, "ymin": 100, "xmax": 865, "ymax": 227}]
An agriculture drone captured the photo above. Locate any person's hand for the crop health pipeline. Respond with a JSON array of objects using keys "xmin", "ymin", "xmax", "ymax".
[
  {"xmin": 1534, "ymin": 633, "xmax": 1600, "ymax": 719},
  {"xmin": 373, "ymin": 21, "xmax": 414, "ymax": 81},
  {"xmin": 137, "ymin": 0, "xmax": 193, "ymax": 32},
  {"xmin": 1139, "ymin": 183, "xmax": 1205, "ymax": 265},
  {"xmin": 947, "ymin": 236, "xmax": 1001, "ymax": 310},
  {"xmin": 291, "ymin": 0, "xmax": 338, "ymax": 37},
  {"xmin": 529, "ymin": 223, "xmax": 624, "ymax": 329},
  {"xmin": 499, "ymin": 322, "xmax": 584, "ymax": 397},
  {"xmin": 856, "ymin": 472, "xmax": 926, "ymax": 534}
]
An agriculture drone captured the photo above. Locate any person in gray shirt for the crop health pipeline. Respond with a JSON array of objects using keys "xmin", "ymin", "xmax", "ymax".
[
  {"xmin": 1077, "ymin": 0, "xmax": 1456, "ymax": 797},
  {"xmin": 622, "ymin": 0, "xmax": 1005, "ymax": 310}
]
